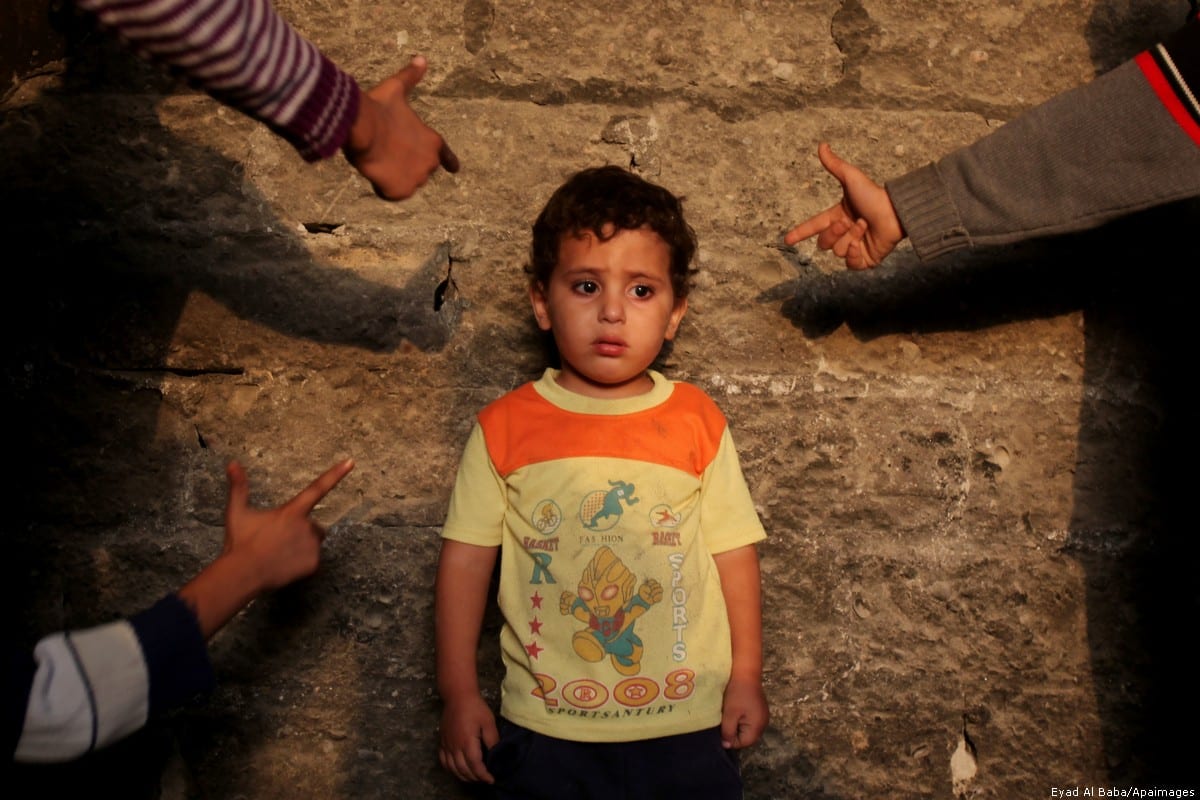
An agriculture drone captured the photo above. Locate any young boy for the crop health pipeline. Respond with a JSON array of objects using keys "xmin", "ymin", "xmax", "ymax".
[{"xmin": 435, "ymin": 165, "xmax": 767, "ymax": 798}]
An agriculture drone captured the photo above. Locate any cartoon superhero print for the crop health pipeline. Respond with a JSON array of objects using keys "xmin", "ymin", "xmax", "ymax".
[{"xmin": 560, "ymin": 546, "xmax": 662, "ymax": 675}]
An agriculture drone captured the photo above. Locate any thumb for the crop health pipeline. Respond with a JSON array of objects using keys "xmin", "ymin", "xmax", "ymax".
[
  {"xmin": 224, "ymin": 460, "xmax": 249, "ymax": 526},
  {"xmin": 816, "ymin": 141, "xmax": 850, "ymax": 185},
  {"xmin": 482, "ymin": 715, "xmax": 501, "ymax": 749},
  {"xmin": 720, "ymin": 708, "xmax": 740, "ymax": 749}
]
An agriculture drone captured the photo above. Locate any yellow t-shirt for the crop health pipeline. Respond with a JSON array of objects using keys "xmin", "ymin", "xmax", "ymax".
[{"xmin": 441, "ymin": 369, "xmax": 766, "ymax": 742}]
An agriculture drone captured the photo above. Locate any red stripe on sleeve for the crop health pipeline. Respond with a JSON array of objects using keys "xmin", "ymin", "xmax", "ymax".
[{"xmin": 1136, "ymin": 50, "xmax": 1200, "ymax": 147}]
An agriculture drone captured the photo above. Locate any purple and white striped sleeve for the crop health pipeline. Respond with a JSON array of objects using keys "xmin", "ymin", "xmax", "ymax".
[{"xmin": 75, "ymin": 0, "xmax": 360, "ymax": 160}]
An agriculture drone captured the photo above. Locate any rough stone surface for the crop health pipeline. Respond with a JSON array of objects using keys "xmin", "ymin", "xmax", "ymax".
[{"xmin": 1, "ymin": 1, "xmax": 1196, "ymax": 798}]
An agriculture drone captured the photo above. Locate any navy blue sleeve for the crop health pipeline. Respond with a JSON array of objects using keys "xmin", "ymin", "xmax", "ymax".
[
  {"xmin": 127, "ymin": 595, "xmax": 215, "ymax": 716},
  {"xmin": 2, "ymin": 644, "xmax": 37, "ymax": 759}
]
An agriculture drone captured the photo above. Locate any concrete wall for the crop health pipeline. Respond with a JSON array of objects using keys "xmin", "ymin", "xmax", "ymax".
[{"xmin": 2, "ymin": 1, "xmax": 1196, "ymax": 797}]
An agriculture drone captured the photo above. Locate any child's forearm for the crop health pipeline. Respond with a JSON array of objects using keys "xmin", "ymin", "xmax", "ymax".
[
  {"xmin": 435, "ymin": 540, "xmax": 499, "ymax": 700},
  {"xmin": 713, "ymin": 544, "xmax": 764, "ymax": 683},
  {"xmin": 435, "ymin": 540, "xmax": 502, "ymax": 786},
  {"xmin": 177, "ymin": 551, "xmax": 261, "ymax": 640}
]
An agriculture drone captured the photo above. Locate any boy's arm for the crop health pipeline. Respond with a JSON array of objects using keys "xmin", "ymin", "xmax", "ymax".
[
  {"xmin": 435, "ymin": 539, "xmax": 500, "ymax": 784},
  {"xmin": 713, "ymin": 544, "xmax": 768, "ymax": 750}
]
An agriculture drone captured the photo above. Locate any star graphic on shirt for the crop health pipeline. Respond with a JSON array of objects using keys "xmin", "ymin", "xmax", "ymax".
[
  {"xmin": 529, "ymin": 618, "xmax": 543, "ymax": 636},
  {"xmin": 530, "ymin": 591, "xmax": 543, "ymax": 609},
  {"xmin": 525, "ymin": 640, "xmax": 544, "ymax": 659}
]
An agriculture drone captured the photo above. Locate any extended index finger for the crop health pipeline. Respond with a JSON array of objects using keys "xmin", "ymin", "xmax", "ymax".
[
  {"xmin": 784, "ymin": 205, "xmax": 842, "ymax": 245},
  {"xmin": 288, "ymin": 458, "xmax": 355, "ymax": 514}
]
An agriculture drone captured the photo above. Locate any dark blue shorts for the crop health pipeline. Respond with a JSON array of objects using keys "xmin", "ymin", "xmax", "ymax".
[{"xmin": 482, "ymin": 718, "xmax": 743, "ymax": 800}]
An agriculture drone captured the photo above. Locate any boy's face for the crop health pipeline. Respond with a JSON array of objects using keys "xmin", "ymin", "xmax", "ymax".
[{"xmin": 530, "ymin": 225, "xmax": 687, "ymax": 399}]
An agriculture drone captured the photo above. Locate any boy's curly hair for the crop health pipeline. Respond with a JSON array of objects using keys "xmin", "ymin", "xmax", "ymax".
[{"xmin": 527, "ymin": 166, "xmax": 698, "ymax": 298}]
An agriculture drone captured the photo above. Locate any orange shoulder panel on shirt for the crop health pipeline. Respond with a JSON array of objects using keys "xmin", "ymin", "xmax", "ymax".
[{"xmin": 478, "ymin": 381, "xmax": 727, "ymax": 478}]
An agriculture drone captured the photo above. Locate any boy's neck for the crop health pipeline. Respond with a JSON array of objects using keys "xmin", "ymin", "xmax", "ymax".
[{"xmin": 553, "ymin": 368, "xmax": 655, "ymax": 399}]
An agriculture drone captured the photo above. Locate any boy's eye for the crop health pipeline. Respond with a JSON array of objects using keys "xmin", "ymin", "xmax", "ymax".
[
  {"xmin": 574, "ymin": 280, "xmax": 599, "ymax": 294},
  {"xmin": 631, "ymin": 285, "xmax": 653, "ymax": 299}
]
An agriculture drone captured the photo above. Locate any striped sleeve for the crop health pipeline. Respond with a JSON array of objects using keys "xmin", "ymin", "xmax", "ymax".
[
  {"xmin": 1135, "ymin": 20, "xmax": 1200, "ymax": 147},
  {"xmin": 75, "ymin": 0, "xmax": 359, "ymax": 160},
  {"xmin": 10, "ymin": 594, "xmax": 213, "ymax": 763},
  {"xmin": 14, "ymin": 621, "xmax": 150, "ymax": 761}
]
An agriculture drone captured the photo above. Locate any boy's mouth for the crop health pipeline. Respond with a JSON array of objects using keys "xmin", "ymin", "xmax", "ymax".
[{"xmin": 593, "ymin": 337, "xmax": 628, "ymax": 356}]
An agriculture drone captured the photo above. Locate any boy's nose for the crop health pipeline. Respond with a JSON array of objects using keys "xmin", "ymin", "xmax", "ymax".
[{"xmin": 598, "ymin": 290, "xmax": 625, "ymax": 323}]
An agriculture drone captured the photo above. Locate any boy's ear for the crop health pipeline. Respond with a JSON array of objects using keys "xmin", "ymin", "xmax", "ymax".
[
  {"xmin": 530, "ymin": 282, "xmax": 553, "ymax": 331},
  {"xmin": 663, "ymin": 297, "xmax": 688, "ymax": 341}
]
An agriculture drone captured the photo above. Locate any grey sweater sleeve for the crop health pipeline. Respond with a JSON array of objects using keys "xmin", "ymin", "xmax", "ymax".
[{"xmin": 886, "ymin": 51, "xmax": 1200, "ymax": 261}]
